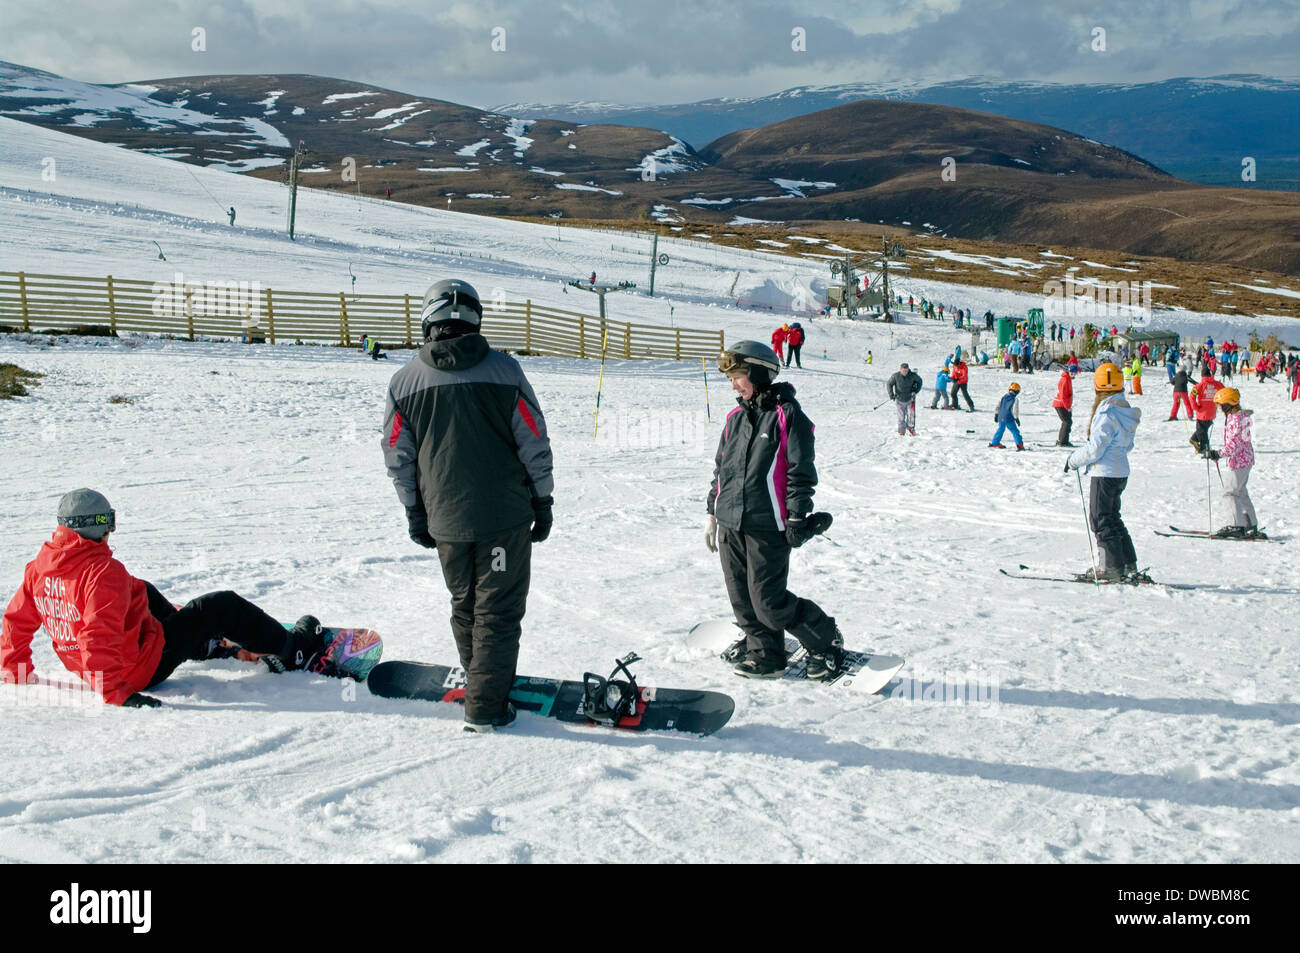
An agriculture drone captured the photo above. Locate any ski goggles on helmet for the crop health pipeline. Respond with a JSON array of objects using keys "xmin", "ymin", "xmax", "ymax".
[
  {"xmin": 717, "ymin": 350, "xmax": 749, "ymax": 376},
  {"xmin": 58, "ymin": 510, "xmax": 116, "ymax": 532}
]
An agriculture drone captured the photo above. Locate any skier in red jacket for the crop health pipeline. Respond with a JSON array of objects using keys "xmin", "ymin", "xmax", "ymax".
[
  {"xmin": 1189, "ymin": 372, "xmax": 1223, "ymax": 454},
  {"xmin": 1052, "ymin": 365, "xmax": 1077, "ymax": 446},
  {"xmin": 771, "ymin": 324, "xmax": 788, "ymax": 363},
  {"xmin": 1, "ymin": 489, "xmax": 332, "ymax": 707}
]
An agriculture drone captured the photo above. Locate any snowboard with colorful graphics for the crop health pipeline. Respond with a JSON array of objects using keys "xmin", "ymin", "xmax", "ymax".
[
  {"xmin": 367, "ymin": 659, "xmax": 734, "ymax": 736},
  {"xmin": 685, "ymin": 620, "xmax": 905, "ymax": 695}
]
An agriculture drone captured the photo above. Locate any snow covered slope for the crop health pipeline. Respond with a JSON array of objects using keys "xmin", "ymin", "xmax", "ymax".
[{"xmin": 1, "ymin": 120, "xmax": 1298, "ymax": 864}]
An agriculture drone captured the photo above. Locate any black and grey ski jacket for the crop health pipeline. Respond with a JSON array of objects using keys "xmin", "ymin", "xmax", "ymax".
[
  {"xmin": 382, "ymin": 333, "xmax": 554, "ymax": 541},
  {"xmin": 887, "ymin": 370, "xmax": 923, "ymax": 403},
  {"xmin": 707, "ymin": 382, "xmax": 816, "ymax": 533}
]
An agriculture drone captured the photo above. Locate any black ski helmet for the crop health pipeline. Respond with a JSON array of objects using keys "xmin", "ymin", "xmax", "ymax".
[
  {"xmin": 420, "ymin": 279, "xmax": 483, "ymax": 340},
  {"xmin": 57, "ymin": 488, "xmax": 115, "ymax": 540},
  {"xmin": 718, "ymin": 340, "xmax": 781, "ymax": 389}
]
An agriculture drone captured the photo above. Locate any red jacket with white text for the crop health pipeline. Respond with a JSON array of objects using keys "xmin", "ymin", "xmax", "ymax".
[{"xmin": 1, "ymin": 527, "xmax": 164, "ymax": 705}]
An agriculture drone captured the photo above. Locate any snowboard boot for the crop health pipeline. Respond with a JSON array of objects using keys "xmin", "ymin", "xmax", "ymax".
[
  {"xmin": 788, "ymin": 600, "xmax": 845, "ymax": 675},
  {"xmin": 281, "ymin": 615, "xmax": 332, "ymax": 674},
  {"xmin": 463, "ymin": 702, "xmax": 518, "ymax": 733},
  {"xmin": 720, "ymin": 635, "xmax": 749, "ymax": 664},
  {"xmin": 805, "ymin": 645, "xmax": 847, "ymax": 681},
  {"xmin": 733, "ymin": 656, "xmax": 787, "ymax": 679}
]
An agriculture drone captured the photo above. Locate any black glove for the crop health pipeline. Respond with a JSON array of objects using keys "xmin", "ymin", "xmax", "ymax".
[
  {"xmin": 1063, "ymin": 458, "xmax": 1071, "ymax": 473},
  {"xmin": 786, "ymin": 512, "xmax": 833, "ymax": 548},
  {"xmin": 405, "ymin": 505, "xmax": 436, "ymax": 549},
  {"xmin": 1206, "ymin": 449, "xmax": 1220, "ymax": 461},
  {"xmin": 530, "ymin": 495, "xmax": 554, "ymax": 543},
  {"xmin": 123, "ymin": 692, "xmax": 162, "ymax": 709}
]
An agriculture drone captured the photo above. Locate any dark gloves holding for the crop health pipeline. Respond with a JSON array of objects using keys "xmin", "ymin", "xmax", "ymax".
[
  {"xmin": 1206, "ymin": 449, "xmax": 1220, "ymax": 461},
  {"xmin": 123, "ymin": 692, "xmax": 162, "ymax": 709},
  {"xmin": 405, "ymin": 504, "xmax": 437, "ymax": 549},
  {"xmin": 786, "ymin": 511, "xmax": 833, "ymax": 548},
  {"xmin": 530, "ymin": 495, "xmax": 554, "ymax": 543}
]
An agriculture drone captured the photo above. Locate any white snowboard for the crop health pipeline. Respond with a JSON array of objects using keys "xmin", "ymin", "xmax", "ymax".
[{"xmin": 686, "ymin": 620, "xmax": 905, "ymax": 695}]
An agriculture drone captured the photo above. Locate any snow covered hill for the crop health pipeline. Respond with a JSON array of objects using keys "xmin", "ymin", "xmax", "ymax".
[{"xmin": 1, "ymin": 120, "xmax": 1298, "ymax": 863}]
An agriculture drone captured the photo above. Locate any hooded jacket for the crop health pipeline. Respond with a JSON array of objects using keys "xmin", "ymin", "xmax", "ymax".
[
  {"xmin": 708, "ymin": 382, "xmax": 816, "ymax": 534},
  {"xmin": 383, "ymin": 333, "xmax": 554, "ymax": 541},
  {"xmin": 1068, "ymin": 394, "xmax": 1141, "ymax": 478},
  {"xmin": 1053, "ymin": 371, "xmax": 1074, "ymax": 410},
  {"xmin": 1191, "ymin": 376, "xmax": 1223, "ymax": 421},
  {"xmin": 887, "ymin": 370, "xmax": 923, "ymax": 403},
  {"xmin": 1, "ymin": 527, "xmax": 165, "ymax": 705}
]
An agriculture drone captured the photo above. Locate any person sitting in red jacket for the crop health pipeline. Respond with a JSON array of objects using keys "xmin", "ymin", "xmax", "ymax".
[
  {"xmin": 1189, "ymin": 372, "xmax": 1223, "ymax": 455},
  {"xmin": 1, "ymin": 489, "xmax": 335, "ymax": 707}
]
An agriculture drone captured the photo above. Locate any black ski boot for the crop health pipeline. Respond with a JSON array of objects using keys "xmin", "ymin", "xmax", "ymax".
[
  {"xmin": 1212, "ymin": 525, "xmax": 1246, "ymax": 539},
  {"xmin": 1074, "ymin": 566, "xmax": 1124, "ymax": 584},
  {"xmin": 1243, "ymin": 526, "xmax": 1268, "ymax": 540}
]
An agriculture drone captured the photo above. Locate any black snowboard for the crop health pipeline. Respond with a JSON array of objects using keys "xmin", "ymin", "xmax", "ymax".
[{"xmin": 368, "ymin": 661, "xmax": 735, "ymax": 736}]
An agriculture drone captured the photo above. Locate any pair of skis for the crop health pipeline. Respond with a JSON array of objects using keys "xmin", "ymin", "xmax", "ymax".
[{"xmin": 1153, "ymin": 525, "xmax": 1274, "ymax": 543}]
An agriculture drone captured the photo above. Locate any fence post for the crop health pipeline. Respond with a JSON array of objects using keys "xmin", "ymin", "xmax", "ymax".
[
  {"xmin": 106, "ymin": 275, "xmax": 117, "ymax": 335},
  {"xmin": 623, "ymin": 321, "xmax": 630, "ymax": 359},
  {"xmin": 18, "ymin": 271, "xmax": 29, "ymax": 331},
  {"xmin": 338, "ymin": 292, "xmax": 350, "ymax": 346},
  {"xmin": 675, "ymin": 328, "xmax": 681, "ymax": 361},
  {"xmin": 403, "ymin": 294, "xmax": 412, "ymax": 346},
  {"xmin": 525, "ymin": 299, "xmax": 532, "ymax": 352},
  {"xmin": 579, "ymin": 315, "xmax": 586, "ymax": 359},
  {"xmin": 185, "ymin": 286, "xmax": 195, "ymax": 341},
  {"xmin": 265, "ymin": 288, "xmax": 276, "ymax": 345}
]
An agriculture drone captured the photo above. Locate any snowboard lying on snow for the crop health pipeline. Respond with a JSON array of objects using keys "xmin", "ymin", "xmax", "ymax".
[
  {"xmin": 367, "ymin": 655, "xmax": 735, "ymax": 736},
  {"xmin": 686, "ymin": 620, "xmax": 905, "ymax": 695}
]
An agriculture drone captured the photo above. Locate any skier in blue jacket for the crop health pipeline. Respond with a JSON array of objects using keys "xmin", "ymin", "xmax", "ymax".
[
  {"xmin": 930, "ymin": 367, "xmax": 952, "ymax": 409},
  {"xmin": 989, "ymin": 382, "xmax": 1023, "ymax": 450}
]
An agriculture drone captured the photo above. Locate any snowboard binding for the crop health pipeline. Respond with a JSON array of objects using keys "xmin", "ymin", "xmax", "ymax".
[{"xmin": 582, "ymin": 653, "xmax": 645, "ymax": 725}]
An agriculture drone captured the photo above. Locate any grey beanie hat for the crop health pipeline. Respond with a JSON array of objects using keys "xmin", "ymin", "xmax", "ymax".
[{"xmin": 57, "ymin": 488, "xmax": 116, "ymax": 540}]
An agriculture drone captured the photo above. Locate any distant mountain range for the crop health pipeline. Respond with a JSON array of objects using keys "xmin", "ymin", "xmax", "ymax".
[
  {"xmin": 496, "ymin": 76, "xmax": 1300, "ymax": 192},
  {"xmin": 2, "ymin": 62, "xmax": 1297, "ymax": 274}
]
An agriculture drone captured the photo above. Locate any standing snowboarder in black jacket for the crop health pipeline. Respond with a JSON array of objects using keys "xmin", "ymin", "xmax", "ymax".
[
  {"xmin": 887, "ymin": 362, "xmax": 924, "ymax": 436},
  {"xmin": 382, "ymin": 279, "xmax": 554, "ymax": 732},
  {"xmin": 704, "ymin": 341, "xmax": 843, "ymax": 679}
]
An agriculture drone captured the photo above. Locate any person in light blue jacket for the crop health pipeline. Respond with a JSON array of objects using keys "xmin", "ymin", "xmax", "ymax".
[{"xmin": 1064, "ymin": 363, "xmax": 1143, "ymax": 583}]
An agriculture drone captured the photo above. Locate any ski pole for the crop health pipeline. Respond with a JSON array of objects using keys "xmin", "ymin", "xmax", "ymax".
[
  {"xmin": 1206, "ymin": 454, "xmax": 1213, "ymax": 536},
  {"xmin": 593, "ymin": 328, "xmax": 609, "ymax": 438},
  {"xmin": 872, "ymin": 397, "xmax": 891, "ymax": 411},
  {"xmin": 1213, "ymin": 457, "xmax": 1224, "ymax": 488},
  {"xmin": 1076, "ymin": 470, "xmax": 1100, "ymax": 588},
  {"xmin": 702, "ymin": 357, "xmax": 712, "ymax": 422}
]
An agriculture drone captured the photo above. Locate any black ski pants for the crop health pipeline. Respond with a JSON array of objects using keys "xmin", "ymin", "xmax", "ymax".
[
  {"xmin": 1089, "ymin": 477, "xmax": 1136, "ymax": 572},
  {"xmin": 717, "ymin": 527, "xmax": 835, "ymax": 663},
  {"xmin": 785, "ymin": 344, "xmax": 802, "ymax": 368},
  {"xmin": 950, "ymin": 382, "xmax": 974, "ymax": 410},
  {"xmin": 145, "ymin": 584, "xmax": 292, "ymax": 688},
  {"xmin": 435, "ymin": 526, "xmax": 532, "ymax": 722},
  {"xmin": 1192, "ymin": 419, "xmax": 1213, "ymax": 453},
  {"xmin": 1055, "ymin": 407, "xmax": 1072, "ymax": 444}
]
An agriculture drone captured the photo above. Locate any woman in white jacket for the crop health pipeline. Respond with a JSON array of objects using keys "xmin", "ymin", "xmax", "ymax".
[{"xmin": 1065, "ymin": 363, "xmax": 1143, "ymax": 582}]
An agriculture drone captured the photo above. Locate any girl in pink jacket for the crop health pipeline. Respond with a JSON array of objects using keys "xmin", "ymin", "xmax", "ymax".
[{"xmin": 1207, "ymin": 388, "xmax": 1264, "ymax": 539}]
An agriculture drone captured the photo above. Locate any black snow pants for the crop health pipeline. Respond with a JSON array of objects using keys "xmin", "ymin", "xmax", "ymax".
[
  {"xmin": 145, "ymin": 584, "xmax": 294, "ymax": 688},
  {"xmin": 1192, "ymin": 419, "xmax": 1213, "ymax": 454},
  {"xmin": 951, "ymin": 382, "xmax": 974, "ymax": 410},
  {"xmin": 717, "ymin": 527, "xmax": 838, "ymax": 663},
  {"xmin": 1089, "ymin": 477, "xmax": 1136, "ymax": 573},
  {"xmin": 1055, "ymin": 407, "xmax": 1072, "ymax": 444},
  {"xmin": 435, "ymin": 526, "xmax": 532, "ymax": 722}
]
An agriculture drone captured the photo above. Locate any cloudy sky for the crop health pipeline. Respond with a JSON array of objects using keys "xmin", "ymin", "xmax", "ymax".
[{"xmin": 5, "ymin": 0, "xmax": 1298, "ymax": 107}]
